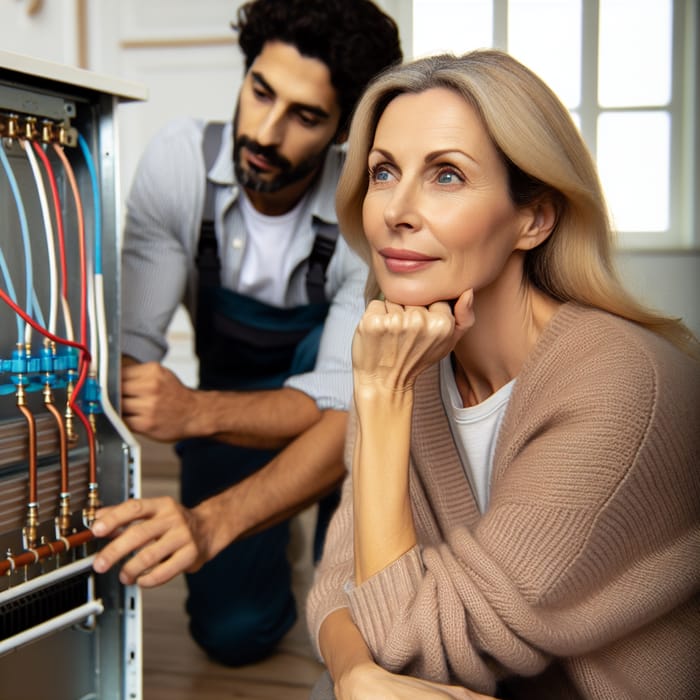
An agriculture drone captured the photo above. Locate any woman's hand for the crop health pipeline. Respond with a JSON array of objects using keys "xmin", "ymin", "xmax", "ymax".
[
  {"xmin": 352, "ymin": 290, "xmax": 474, "ymax": 395},
  {"xmin": 337, "ymin": 661, "xmax": 495, "ymax": 700},
  {"xmin": 349, "ymin": 288, "xmax": 474, "ymax": 582}
]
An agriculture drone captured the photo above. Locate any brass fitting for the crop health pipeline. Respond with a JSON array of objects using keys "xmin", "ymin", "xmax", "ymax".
[
  {"xmin": 16, "ymin": 382, "xmax": 26, "ymax": 407},
  {"xmin": 83, "ymin": 484, "xmax": 101, "ymax": 526},
  {"xmin": 7, "ymin": 114, "xmax": 19, "ymax": 139},
  {"xmin": 41, "ymin": 119, "xmax": 55, "ymax": 143},
  {"xmin": 65, "ymin": 380, "xmax": 78, "ymax": 444},
  {"xmin": 57, "ymin": 493, "xmax": 72, "ymax": 537},
  {"xmin": 24, "ymin": 116, "xmax": 38, "ymax": 140},
  {"xmin": 23, "ymin": 502, "xmax": 39, "ymax": 550},
  {"xmin": 58, "ymin": 123, "xmax": 77, "ymax": 148}
]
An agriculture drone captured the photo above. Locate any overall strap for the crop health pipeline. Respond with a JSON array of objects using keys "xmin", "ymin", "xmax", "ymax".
[
  {"xmin": 305, "ymin": 220, "xmax": 338, "ymax": 304},
  {"xmin": 196, "ymin": 120, "xmax": 338, "ymax": 303},
  {"xmin": 195, "ymin": 121, "xmax": 226, "ymax": 288}
]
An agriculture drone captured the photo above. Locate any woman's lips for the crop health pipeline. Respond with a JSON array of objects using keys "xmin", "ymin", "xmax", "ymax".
[{"xmin": 379, "ymin": 247, "xmax": 438, "ymax": 273}]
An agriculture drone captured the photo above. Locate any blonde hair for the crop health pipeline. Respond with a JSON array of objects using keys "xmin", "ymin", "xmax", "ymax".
[{"xmin": 337, "ymin": 50, "xmax": 698, "ymax": 358}]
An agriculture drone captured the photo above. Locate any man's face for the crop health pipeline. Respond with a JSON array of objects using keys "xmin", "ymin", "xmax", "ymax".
[{"xmin": 234, "ymin": 41, "xmax": 342, "ymax": 212}]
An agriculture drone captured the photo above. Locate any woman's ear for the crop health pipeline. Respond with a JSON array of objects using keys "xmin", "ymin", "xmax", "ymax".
[{"xmin": 516, "ymin": 198, "xmax": 557, "ymax": 251}]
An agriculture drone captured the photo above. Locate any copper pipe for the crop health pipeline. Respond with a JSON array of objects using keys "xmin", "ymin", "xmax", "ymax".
[
  {"xmin": 17, "ymin": 402, "xmax": 38, "ymax": 505},
  {"xmin": 88, "ymin": 433, "xmax": 97, "ymax": 484},
  {"xmin": 44, "ymin": 395, "xmax": 69, "ymax": 494},
  {"xmin": 82, "ymin": 424, "xmax": 100, "ymax": 525},
  {"xmin": 45, "ymin": 391, "xmax": 72, "ymax": 537},
  {"xmin": 0, "ymin": 529, "xmax": 94, "ymax": 577}
]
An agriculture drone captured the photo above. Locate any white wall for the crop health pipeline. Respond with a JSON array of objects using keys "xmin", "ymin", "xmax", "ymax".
[{"xmin": 617, "ymin": 249, "xmax": 700, "ymax": 334}]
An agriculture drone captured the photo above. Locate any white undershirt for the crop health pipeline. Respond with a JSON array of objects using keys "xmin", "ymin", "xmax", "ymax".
[
  {"xmin": 439, "ymin": 356, "xmax": 515, "ymax": 513},
  {"xmin": 237, "ymin": 190, "xmax": 309, "ymax": 306}
]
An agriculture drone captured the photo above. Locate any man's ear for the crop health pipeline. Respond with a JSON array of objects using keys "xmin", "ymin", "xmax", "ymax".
[
  {"xmin": 334, "ymin": 129, "xmax": 348, "ymax": 145},
  {"xmin": 516, "ymin": 198, "xmax": 557, "ymax": 251}
]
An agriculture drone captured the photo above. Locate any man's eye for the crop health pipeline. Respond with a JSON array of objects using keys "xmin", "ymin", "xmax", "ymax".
[{"xmin": 298, "ymin": 113, "xmax": 320, "ymax": 127}]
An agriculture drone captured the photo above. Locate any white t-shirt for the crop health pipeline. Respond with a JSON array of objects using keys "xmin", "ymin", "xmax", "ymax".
[
  {"xmin": 237, "ymin": 190, "xmax": 309, "ymax": 306},
  {"xmin": 440, "ymin": 356, "xmax": 515, "ymax": 513}
]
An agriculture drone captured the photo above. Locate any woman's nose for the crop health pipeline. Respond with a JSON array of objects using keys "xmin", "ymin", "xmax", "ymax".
[{"xmin": 383, "ymin": 180, "xmax": 421, "ymax": 232}]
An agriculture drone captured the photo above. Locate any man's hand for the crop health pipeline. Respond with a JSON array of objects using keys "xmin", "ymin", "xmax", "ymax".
[
  {"xmin": 90, "ymin": 496, "xmax": 215, "ymax": 586},
  {"xmin": 121, "ymin": 362, "xmax": 202, "ymax": 442},
  {"xmin": 120, "ymin": 359, "xmax": 321, "ymax": 448}
]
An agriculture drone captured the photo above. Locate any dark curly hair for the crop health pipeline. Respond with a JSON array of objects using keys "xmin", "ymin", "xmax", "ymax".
[{"xmin": 232, "ymin": 0, "xmax": 402, "ymax": 132}]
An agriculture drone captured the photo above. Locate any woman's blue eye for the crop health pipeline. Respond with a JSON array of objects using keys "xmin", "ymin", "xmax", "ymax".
[
  {"xmin": 437, "ymin": 170, "xmax": 459, "ymax": 184},
  {"xmin": 369, "ymin": 166, "xmax": 392, "ymax": 182}
]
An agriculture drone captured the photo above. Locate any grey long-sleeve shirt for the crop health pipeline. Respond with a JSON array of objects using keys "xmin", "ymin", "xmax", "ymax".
[{"xmin": 121, "ymin": 116, "xmax": 367, "ymax": 410}]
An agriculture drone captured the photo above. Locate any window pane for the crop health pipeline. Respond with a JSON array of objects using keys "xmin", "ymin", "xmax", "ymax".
[
  {"xmin": 412, "ymin": 0, "xmax": 492, "ymax": 57},
  {"xmin": 508, "ymin": 0, "xmax": 582, "ymax": 109},
  {"xmin": 569, "ymin": 110, "xmax": 581, "ymax": 131},
  {"xmin": 597, "ymin": 111, "xmax": 670, "ymax": 232},
  {"xmin": 598, "ymin": 0, "xmax": 672, "ymax": 107}
]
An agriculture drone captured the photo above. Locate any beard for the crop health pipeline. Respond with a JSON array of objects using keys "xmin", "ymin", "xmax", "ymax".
[{"xmin": 231, "ymin": 108, "xmax": 331, "ymax": 194}]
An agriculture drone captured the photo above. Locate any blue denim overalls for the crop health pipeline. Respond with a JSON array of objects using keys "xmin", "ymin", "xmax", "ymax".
[{"xmin": 177, "ymin": 124, "xmax": 339, "ymax": 665}]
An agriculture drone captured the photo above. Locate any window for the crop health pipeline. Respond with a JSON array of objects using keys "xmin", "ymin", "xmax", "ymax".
[{"xmin": 411, "ymin": 0, "xmax": 698, "ymax": 248}]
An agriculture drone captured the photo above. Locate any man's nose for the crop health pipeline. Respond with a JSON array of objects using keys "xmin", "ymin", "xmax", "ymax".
[{"xmin": 255, "ymin": 105, "xmax": 285, "ymax": 147}]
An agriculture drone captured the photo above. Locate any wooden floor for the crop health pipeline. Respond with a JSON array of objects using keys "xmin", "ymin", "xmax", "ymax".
[{"xmin": 139, "ymin": 439, "xmax": 325, "ymax": 700}]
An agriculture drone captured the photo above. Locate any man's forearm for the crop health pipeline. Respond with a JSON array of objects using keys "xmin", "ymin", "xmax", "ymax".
[
  {"xmin": 189, "ymin": 385, "xmax": 322, "ymax": 448},
  {"xmin": 122, "ymin": 355, "xmax": 324, "ymax": 446},
  {"xmin": 193, "ymin": 408, "xmax": 348, "ymax": 558}
]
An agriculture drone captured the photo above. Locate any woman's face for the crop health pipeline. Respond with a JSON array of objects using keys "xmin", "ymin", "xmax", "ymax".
[{"xmin": 362, "ymin": 87, "xmax": 532, "ymax": 307}]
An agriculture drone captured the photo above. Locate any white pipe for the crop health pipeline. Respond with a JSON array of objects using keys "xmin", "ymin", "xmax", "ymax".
[
  {"xmin": 22, "ymin": 139, "xmax": 58, "ymax": 337},
  {"xmin": 0, "ymin": 554, "xmax": 96, "ymax": 605},
  {"xmin": 94, "ymin": 273, "xmax": 142, "ymax": 489},
  {"xmin": 0, "ymin": 599, "xmax": 104, "ymax": 657}
]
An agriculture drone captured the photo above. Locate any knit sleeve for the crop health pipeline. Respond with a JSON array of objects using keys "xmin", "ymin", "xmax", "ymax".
[
  {"xmin": 305, "ymin": 411, "xmax": 357, "ymax": 661},
  {"xmin": 329, "ymin": 311, "xmax": 700, "ymax": 697}
]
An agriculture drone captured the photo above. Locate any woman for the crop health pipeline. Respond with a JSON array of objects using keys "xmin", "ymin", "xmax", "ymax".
[{"xmin": 306, "ymin": 50, "xmax": 700, "ymax": 699}]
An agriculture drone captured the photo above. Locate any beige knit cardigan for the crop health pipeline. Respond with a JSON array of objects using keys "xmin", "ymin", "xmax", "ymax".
[{"xmin": 306, "ymin": 303, "xmax": 700, "ymax": 699}]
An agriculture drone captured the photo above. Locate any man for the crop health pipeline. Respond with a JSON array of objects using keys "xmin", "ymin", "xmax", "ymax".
[{"xmin": 91, "ymin": 0, "xmax": 402, "ymax": 667}]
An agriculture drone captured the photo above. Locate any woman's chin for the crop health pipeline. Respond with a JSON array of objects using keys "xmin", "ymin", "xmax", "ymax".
[{"xmin": 381, "ymin": 291, "xmax": 450, "ymax": 308}]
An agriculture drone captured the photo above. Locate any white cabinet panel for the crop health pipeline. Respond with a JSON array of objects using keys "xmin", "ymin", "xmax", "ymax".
[
  {"xmin": 0, "ymin": 0, "xmax": 79, "ymax": 66},
  {"xmin": 116, "ymin": 45, "xmax": 242, "ymax": 198},
  {"xmin": 118, "ymin": 0, "xmax": 241, "ymax": 41}
]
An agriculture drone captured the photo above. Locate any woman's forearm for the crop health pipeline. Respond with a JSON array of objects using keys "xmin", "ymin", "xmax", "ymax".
[
  {"xmin": 352, "ymin": 385, "xmax": 417, "ymax": 584},
  {"xmin": 350, "ymin": 300, "xmax": 462, "ymax": 584}
]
